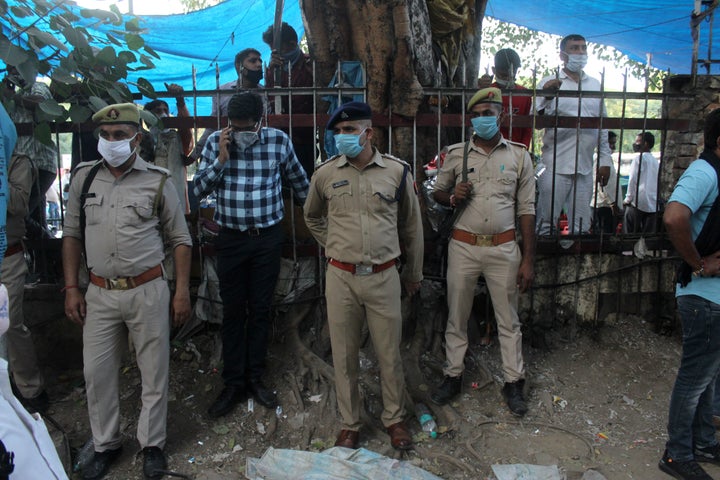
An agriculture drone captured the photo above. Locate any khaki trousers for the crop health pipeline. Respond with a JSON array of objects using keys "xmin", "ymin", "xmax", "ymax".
[
  {"xmin": 83, "ymin": 277, "xmax": 170, "ymax": 451},
  {"xmin": 1, "ymin": 251, "xmax": 44, "ymax": 398},
  {"xmin": 325, "ymin": 265, "xmax": 406, "ymax": 430},
  {"xmin": 444, "ymin": 239, "xmax": 524, "ymax": 382}
]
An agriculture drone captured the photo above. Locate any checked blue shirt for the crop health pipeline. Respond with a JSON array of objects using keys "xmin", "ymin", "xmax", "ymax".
[{"xmin": 193, "ymin": 127, "xmax": 309, "ymax": 230}]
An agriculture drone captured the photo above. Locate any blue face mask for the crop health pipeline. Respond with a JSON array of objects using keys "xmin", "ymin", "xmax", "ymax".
[
  {"xmin": 471, "ymin": 116, "xmax": 500, "ymax": 140},
  {"xmin": 334, "ymin": 129, "xmax": 367, "ymax": 158}
]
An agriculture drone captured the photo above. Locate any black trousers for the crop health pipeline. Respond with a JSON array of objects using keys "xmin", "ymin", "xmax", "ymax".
[{"xmin": 216, "ymin": 223, "xmax": 283, "ymax": 387}]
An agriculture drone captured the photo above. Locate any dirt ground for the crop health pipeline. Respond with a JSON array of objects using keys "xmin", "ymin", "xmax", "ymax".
[{"xmin": 36, "ymin": 310, "xmax": 720, "ymax": 480}]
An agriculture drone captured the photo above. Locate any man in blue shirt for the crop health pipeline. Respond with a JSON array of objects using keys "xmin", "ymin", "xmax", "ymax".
[
  {"xmin": 193, "ymin": 92, "xmax": 309, "ymax": 417},
  {"xmin": 659, "ymin": 108, "xmax": 720, "ymax": 480}
]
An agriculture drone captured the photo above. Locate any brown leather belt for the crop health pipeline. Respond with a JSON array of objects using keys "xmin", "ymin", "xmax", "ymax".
[
  {"xmin": 89, "ymin": 265, "xmax": 163, "ymax": 290},
  {"xmin": 4, "ymin": 243, "xmax": 23, "ymax": 257},
  {"xmin": 329, "ymin": 258, "xmax": 398, "ymax": 276},
  {"xmin": 452, "ymin": 228, "xmax": 516, "ymax": 247}
]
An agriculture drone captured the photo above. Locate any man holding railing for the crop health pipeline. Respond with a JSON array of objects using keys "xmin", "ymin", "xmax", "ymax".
[{"xmin": 535, "ymin": 34, "xmax": 613, "ymax": 235}]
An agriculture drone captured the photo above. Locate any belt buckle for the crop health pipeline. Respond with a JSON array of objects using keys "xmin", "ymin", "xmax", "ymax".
[
  {"xmin": 108, "ymin": 278, "xmax": 129, "ymax": 290},
  {"xmin": 247, "ymin": 227, "xmax": 260, "ymax": 237},
  {"xmin": 474, "ymin": 235, "xmax": 493, "ymax": 247},
  {"xmin": 355, "ymin": 264, "xmax": 373, "ymax": 276}
]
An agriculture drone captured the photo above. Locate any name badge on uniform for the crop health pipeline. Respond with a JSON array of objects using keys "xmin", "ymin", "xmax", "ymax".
[{"xmin": 332, "ymin": 180, "xmax": 349, "ymax": 188}]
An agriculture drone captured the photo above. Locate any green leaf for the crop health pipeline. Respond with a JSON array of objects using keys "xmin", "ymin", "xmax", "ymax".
[
  {"xmin": 50, "ymin": 66, "xmax": 78, "ymax": 85},
  {"xmin": 134, "ymin": 77, "xmax": 155, "ymax": 98},
  {"xmin": 80, "ymin": 8, "xmax": 121, "ymax": 23},
  {"xmin": 125, "ymin": 18, "xmax": 141, "ymax": 32},
  {"xmin": 124, "ymin": 33, "xmax": 144, "ymax": 51},
  {"xmin": 108, "ymin": 4, "xmax": 124, "ymax": 25},
  {"xmin": 9, "ymin": 5, "xmax": 32, "ymax": 17},
  {"xmin": 26, "ymin": 27, "xmax": 68, "ymax": 52},
  {"xmin": 69, "ymin": 104, "xmax": 93, "ymax": 123},
  {"xmin": 105, "ymin": 85, "xmax": 126, "ymax": 104},
  {"xmin": 139, "ymin": 54, "xmax": 155, "ymax": 69},
  {"xmin": 62, "ymin": 25, "xmax": 90, "ymax": 49},
  {"xmin": 0, "ymin": 37, "xmax": 30, "ymax": 68},
  {"xmin": 212, "ymin": 425, "xmax": 230, "ymax": 435},
  {"xmin": 38, "ymin": 98, "xmax": 65, "ymax": 117},
  {"xmin": 88, "ymin": 96, "xmax": 109, "ymax": 112},
  {"xmin": 117, "ymin": 50, "xmax": 137, "ymax": 65},
  {"xmin": 105, "ymin": 33, "xmax": 122, "ymax": 46},
  {"xmin": 96, "ymin": 46, "xmax": 117, "ymax": 66},
  {"xmin": 33, "ymin": 122, "xmax": 53, "ymax": 146},
  {"xmin": 143, "ymin": 45, "xmax": 160, "ymax": 60},
  {"xmin": 50, "ymin": 80, "xmax": 71, "ymax": 99}
]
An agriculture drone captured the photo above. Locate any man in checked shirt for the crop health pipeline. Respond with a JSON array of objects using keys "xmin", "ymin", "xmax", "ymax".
[{"xmin": 193, "ymin": 92, "xmax": 309, "ymax": 417}]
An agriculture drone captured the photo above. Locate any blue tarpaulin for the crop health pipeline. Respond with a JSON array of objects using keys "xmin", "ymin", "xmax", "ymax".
[{"xmin": 1, "ymin": 1, "xmax": 718, "ymax": 114}]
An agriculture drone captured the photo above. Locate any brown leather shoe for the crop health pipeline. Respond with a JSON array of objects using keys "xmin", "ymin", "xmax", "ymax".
[
  {"xmin": 387, "ymin": 421, "xmax": 413, "ymax": 450},
  {"xmin": 334, "ymin": 429, "xmax": 359, "ymax": 449}
]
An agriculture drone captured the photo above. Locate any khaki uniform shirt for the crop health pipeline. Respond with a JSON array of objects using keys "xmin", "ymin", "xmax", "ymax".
[
  {"xmin": 63, "ymin": 156, "xmax": 192, "ymax": 278},
  {"xmin": 435, "ymin": 138, "xmax": 535, "ymax": 235},
  {"xmin": 5, "ymin": 155, "xmax": 33, "ymax": 246},
  {"xmin": 304, "ymin": 148, "xmax": 424, "ymax": 283}
]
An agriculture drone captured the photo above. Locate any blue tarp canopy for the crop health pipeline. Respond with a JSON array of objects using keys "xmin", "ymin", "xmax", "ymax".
[
  {"xmin": 1, "ymin": 1, "xmax": 717, "ymax": 114},
  {"xmin": 486, "ymin": 0, "xmax": 717, "ymax": 75}
]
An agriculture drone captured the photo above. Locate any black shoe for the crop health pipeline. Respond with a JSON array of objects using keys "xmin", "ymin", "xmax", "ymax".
[
  {"xmin": 248, "ymin": 379, "xmax": 278, "ymax": 409},
  {"xmin": 82, "ymin": 447, "xmax": 122, "ymax": 480},
  {"xmin": 694, "ymin": 443, "xmax": 720, "ymax": 465},
  {"xmin": 142, "ymin": 446, "xmax": 167, "ymax": 479},
  {"xmin": 502, "ymin": 379, "xmax": 528, "ymax": 417},
  {"xmin": 659, "ymin": 450, "xmax": 712, "ymax": 479},
  {"xmin": 430, "ymin": 375, "xmax": 461, "ymax": 406},
  {"xmin": 207, "ymin": 386, "xmax": 245, "ymax": 418}
]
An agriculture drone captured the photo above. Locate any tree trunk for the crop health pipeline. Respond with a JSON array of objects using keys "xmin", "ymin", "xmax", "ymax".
[{"xmin": 300, "ymin": 0, "xmax": 486, "ymax": 162}]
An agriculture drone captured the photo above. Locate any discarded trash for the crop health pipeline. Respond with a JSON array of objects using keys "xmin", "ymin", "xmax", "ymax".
[
  {"xmin": 552, "ymin": 395, "xmax": 567, "ymax": 409},
  {"xmin": 275, "ymin": 405, "xmax": 283, "ymax": 418},
  {"xmin": 248, "ymin": 397, "xmax": 254, "ymax": 412},
  {"xmin": 256, "ymin": 421, "xmax": 266, "ymax": 434},
  {"xmin": 73, "ymin": 438, "xmax": 95, "ymax": 472},
  {"xmin": 183, "ymin": 394, "xmax": 195, "ymax": 401},
  {"xmin": 471, "ymin": 382, "xmax": 479, "ymax": 389},
  {"xmin": 188, "ymin": 457, "xmax": 195, "ymax": 463},
  {"xmin": 415, "ymin": 403, "xmax": 437, "ymax": 439},
  {"xmin": 597, "ymin": 432, "xmax": 608, "ymax": 440},
  {"xmin": 309, "ymin": 394, "xmax": 322, "ymax": 403},
  {"xmin": 622, "ymin": 395, "xmax": 635, "ymax": 406},
  {"xmin": 492, "ymin": 463, "xmax": 562, "ymax": 480}
]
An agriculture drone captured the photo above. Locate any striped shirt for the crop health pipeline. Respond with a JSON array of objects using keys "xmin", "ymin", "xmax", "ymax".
[{"xmin": 193, "ymin": 127, "xmax": 309, "ymax": 230}]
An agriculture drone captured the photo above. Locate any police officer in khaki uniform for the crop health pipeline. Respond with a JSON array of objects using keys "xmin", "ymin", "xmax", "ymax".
[
  {"xmin": 304, "ymin": 102, "xmax": 423, "ymax": 450},
  {"xmin": 1, "ymin": 147, "xmax": 47, "ymax": 412},
  {"xmin": 432, "ymin": 88, "xmax": 536, "ymax": 417},
  {"xmin": 62, "ymin": 103, "xmax": 192, "ymax": 480}
]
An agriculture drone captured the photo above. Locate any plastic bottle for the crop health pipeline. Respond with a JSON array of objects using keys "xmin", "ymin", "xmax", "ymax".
[
  {"xmin": 73, "ymin": 438, "xmax": 95, "ymax": 472},
  {"xmin": 415, "ymin": 403, "xmax": 438, "ymax": 438}
]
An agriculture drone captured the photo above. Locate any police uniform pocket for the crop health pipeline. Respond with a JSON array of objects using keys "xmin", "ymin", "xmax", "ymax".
[
  {"xmin": 325, "ymin": 183, "xmax": 353, "ymax": 211},
  {"xmin": 497, "ymin": 174, "xmax": 517, "ymax": 194},
  {"xmin": 83, "ymin": 195, "xmax": 104, "ymax": 225},
  {"xmin": 119, "ymin": 198, "xmax": 156, "ymax": 226},
  {"xmin": 371, "ymin": 183, "xmax": 398, "ymax": 213}
]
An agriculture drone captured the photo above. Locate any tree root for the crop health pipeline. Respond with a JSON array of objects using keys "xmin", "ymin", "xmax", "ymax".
[
  {"xmin": 413, "ymin": 445, "xmax": 475, "ymax": 474},
  {"xmin": 468, "ymin": 420, "xmax": 596, "ymax": 460}
]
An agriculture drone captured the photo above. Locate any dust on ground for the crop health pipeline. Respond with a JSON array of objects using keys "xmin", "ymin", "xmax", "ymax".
[{"xmin": 39, "ymin": 313, "xmax": 720, "ymax": 480}]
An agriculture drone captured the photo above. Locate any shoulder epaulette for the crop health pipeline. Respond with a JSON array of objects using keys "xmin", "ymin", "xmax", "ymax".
[
  {"xmin": 381, "ymin": 153, "xmax": 410, "ymax": 168},
  {"xmin": 446, "ymin": 142, "xmax": 466, "ymax": 152},
  {"xmin": 315, "ymin": 155, "xmax": 342, "ymax": 170},
  {"xmin": 146, "ymin": 164, "xmax": 170, "ymax": 176},
  {"xmin": 505, "ymin": 139, "xmax": 528, "ymax": 150},
  {"xmin": 74, "ymin": 159, "xmax": 103, "ymax": 172}
]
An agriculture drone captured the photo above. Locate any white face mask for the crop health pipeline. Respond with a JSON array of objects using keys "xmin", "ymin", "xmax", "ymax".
[
  {"xmin": 232, "ymin": 128, "xmax": 260, "ymax": 151},
  {"xmin": 98, "ymin": 133, "xmax": 137, "ymax": 167},
  {"xmin": 565, "ymin": 53, "xmax": 588, "ymax": 73}
]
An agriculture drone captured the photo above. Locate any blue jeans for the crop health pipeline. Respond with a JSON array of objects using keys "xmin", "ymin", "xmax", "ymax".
[{"xmin": 666, "ymin": 295, "xmax": 720, "ymax": 461}]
